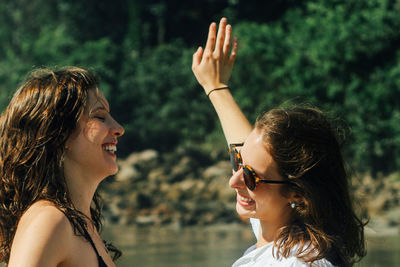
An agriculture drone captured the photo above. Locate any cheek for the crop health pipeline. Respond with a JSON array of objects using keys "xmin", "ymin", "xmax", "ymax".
[
  {"xmin": 83, "ymin": 121, "xmax": 106, "ymax": 144},
  {"xmin": 254, "ymin": 187, "xmax": 289, "ymax": 211}
]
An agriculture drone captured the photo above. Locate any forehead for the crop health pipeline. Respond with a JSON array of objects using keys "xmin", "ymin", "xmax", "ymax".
[
  {"xmin": 87, "ymin": 89, "xmax": 109, "ymax": 110},
  {"xmin": 241, "ymin": 129, "xmax": 270, "ymax": 162}
]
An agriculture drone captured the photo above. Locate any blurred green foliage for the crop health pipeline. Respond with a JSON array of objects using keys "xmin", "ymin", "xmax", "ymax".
[{"xmin": 1, "ymin": 0, "xmax": 400, "ymax": 175}]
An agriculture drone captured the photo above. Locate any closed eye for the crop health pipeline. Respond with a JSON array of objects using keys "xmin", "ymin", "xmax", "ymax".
[
  {"xmin": 90, "ymin": 106, "xmax": 110, "ymax": 122},
  {"xmin": 94, "ymin": 116, "xmax": 106, "ymax": 121}
]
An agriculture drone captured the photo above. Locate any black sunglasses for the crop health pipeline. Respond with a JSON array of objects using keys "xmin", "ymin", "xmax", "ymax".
[{"xmin": 229, "ymin": 143, "xmax": 291, "ymax": 190}]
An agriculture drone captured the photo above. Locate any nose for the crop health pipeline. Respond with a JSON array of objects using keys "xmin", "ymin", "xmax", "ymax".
[
  {"xmin": 229, "ymin": 168, "xmax": 246, "ymax": 189},
  {"xmin": 110, "ymin": 117, "xmax": 125, "ymax": 137}
]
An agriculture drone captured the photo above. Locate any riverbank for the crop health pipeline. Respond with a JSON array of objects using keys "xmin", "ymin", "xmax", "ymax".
[
  {"xmin": 99, "ymin": 147, "xmax": 400, "ymax": 235},
  {"xmin": 100, "ymin": 146, "xmax": 237, "ymax": 227},
  {"xmin": 101, "ymin": 223, "xmax": 399, "ymax": 267}
]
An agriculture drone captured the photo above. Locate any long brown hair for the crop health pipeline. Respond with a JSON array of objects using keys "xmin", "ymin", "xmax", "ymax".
[
  {"xmin": 255, "ymin": 106, "xmax": 366, "ymax": 267},
  {"xmin": 0, "ymin": 67, "xmax": 120, "ymax": 262}
]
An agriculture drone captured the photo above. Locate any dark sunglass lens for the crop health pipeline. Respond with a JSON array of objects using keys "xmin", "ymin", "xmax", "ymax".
[{"xmin": 243, "ymin": 166, "xmax": 256, "ymax": 190}]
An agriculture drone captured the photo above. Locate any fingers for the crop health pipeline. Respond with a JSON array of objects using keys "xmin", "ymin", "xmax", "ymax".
[
  {"xmin": 223, "ymin": 24, "xmax": 232, "ymax": 57},
  {"xmin": 214, "ymin": 18, "xmax": 227, "ymax": 57},
  {"xmin": 229, "ymin": 37, "xmax": 238, "ymax": 64},
  {"xmin": 192, "ymin": 46, "xmax": 203, "ymax": 69},
  {"xmin": 204, "ymin": 22, "xmax": 217, "ymax": 55},
  {"xmin": 195, "ymin": 18, "xmax": 236, "ymax": 68}
]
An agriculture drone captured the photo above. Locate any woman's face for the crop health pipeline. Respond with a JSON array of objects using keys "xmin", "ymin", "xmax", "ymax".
[
  {"xmin": 64, "ymin": 89, "xmax": 124, "ymax": 180},
  {"xmin": 229, "ymin": 128, "xmax": 293, "ymax": 227}
]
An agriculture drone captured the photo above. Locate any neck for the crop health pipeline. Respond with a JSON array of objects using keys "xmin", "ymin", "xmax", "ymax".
[
  {"xmin": 256, "ymin": 221, "xmax": 280, "ymax": 247},
  {"xmin": 63, "ymin": 162, "xmax": 101, "ymax": 218},
  {"xmin": 257, "ymin": 213, "xmax": 292, "ymax": 248}
]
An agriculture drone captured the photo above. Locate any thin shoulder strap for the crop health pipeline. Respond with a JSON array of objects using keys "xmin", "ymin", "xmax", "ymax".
[
  {"xmin": 82, "ymin": 226, "xmax": 102, "ymax": 257},
  {"xmin": 82, "ymin": 226, "xmax": 109, "ymax": 267}
]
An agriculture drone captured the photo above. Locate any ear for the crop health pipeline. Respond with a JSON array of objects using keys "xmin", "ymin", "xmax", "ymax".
[
  {"xmin": 64, "ymin": 137, "xmax": 71, "ymax": 151},
  {"xmin": 288, "ymin": 191, "xmax": 304, "ymax": 206}
]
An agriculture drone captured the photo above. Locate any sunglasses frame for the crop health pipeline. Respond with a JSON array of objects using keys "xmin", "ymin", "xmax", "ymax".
[{"xmin": 229, "ymin": 143, "xmax": 292, "ymax": 190}]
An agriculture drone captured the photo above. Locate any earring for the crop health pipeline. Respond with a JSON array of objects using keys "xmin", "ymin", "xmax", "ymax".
[{"xmin": 290, "ymin": 202, "xmax": 297, "ymax": 209}]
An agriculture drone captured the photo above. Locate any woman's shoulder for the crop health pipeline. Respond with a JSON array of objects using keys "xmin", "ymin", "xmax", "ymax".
[
  {"xmin": 283, "ymin": 244, "xmax": 336, "ymax": 267},
  {"xmin": 283, "ymin": 257, "xmax": 335, "ymax": 267},
  {"xmin": 233, "ymin": 241, "xmax": 335, "ymax": 267},
  {"xmin": 19, "ymin": 200, "xmax": 72, "ymax": 233},
  {"xmin": 9, "ymin": 200, "xmax": 73, "ymax": 265}
]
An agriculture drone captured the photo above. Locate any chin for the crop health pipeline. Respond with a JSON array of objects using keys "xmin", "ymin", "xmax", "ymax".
[
  {"xmin": 106, "ymin": 162, "xmax": 119, "ymax": 174},
  {"xmin": 236, "ymin": 204, "xmax": 253, "ymax": 219},
  {"xmin": 108, "ymin": 167, "xmax": 119, "ymax": 176},
  {"xmin": 98, "ymin": 166, "xmax": 118, "ymax": 179}
]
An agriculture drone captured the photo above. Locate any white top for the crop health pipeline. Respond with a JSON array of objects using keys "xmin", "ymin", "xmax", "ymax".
[{"xmin": 232, "ymin": 219, "xmax": 335, "ymax": 267}]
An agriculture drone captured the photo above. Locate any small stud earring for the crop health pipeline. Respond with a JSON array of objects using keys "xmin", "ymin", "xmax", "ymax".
[{"xmin": 290, "ymin": 202, "xmax": 297, "ymax": 209}]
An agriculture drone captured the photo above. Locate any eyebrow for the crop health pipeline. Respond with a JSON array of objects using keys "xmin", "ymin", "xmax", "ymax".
[
  {"xmin": 90, "ymin": 106, "xmax": 109, "ymax": 113},
  {"xmin": 98, "ymin": 99, "xmax": 110, "ymax": 111}
]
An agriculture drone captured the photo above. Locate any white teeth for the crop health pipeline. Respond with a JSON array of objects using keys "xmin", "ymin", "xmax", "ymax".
[
  {"xmin": 103, "ymin": 145, "xmax": 117, "ymax": 153},
  {"xmin": 238, "ymin": 194, "xmax": 253, "ymax": 203}
]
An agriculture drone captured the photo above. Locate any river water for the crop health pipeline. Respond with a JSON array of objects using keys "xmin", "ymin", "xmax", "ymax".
[{"xmin": 103, "ymin": 224, "xmax": 400, "ymax": 267}]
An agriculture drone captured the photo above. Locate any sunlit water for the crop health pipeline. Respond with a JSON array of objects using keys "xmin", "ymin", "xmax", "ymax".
[{"xmin": 102, "ymin": 224, "xmax": 400, "ymax": 267}]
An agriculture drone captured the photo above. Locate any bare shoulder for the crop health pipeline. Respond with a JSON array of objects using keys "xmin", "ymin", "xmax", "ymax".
[
  {"xmin": 8, "ymin": 200, "xmax": 73, "ymax": 266},
  {"xmin": 18, "ymin": 200, "xmax": 73, "ymax": 235}
]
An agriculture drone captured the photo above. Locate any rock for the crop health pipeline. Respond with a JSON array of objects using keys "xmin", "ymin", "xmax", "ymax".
[
  {"xmin": 203, "ymin": 161, "xmax": 231, "ymax": 180},
  {"xmin": 125, "ymin": 149, "xmax": 159, "ymax": 165},
  {"xmin": 115, "ymin": 164, "xmax": 140, "ymax": 182},
  {"xmin": 148, "ymin": 167, "xmax": 167, "ymax": 183},
  {"xmin": 136, "ymin": 215, "xmax": 159, "ymax": 226},
  {"xmin": 367, "ymin": 192, "xmax": 389, "ymax": 216},
  {"xmin": 168, "ymin": 156, "xmax": 193, "ymax": 182},
  {"xmin": 165, "ymin": 184, "xmax": 183, "ymax": 200},
  {"xmin": 205, "ymin": 162, "xmax": 235, "ymax": 202},
  {"xmin": 115, "ymin": 149, "xmax": 158, "ymax": 182},
  {"xmin": 177, "ymin": 179, "xmax": 197, "ymax": 192}
]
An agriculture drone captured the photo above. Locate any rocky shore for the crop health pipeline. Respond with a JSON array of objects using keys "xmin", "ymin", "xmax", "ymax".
[
  {"xmin": 99, "ymin": 147, "xmax": 400, "ymax": 233},
  {"xmin": 352, "ymin": 172, "xmax": 400, "ymax": 235},
  {"xmin": 100, "ymin": 146, "xmax": 238, "ymax": 227}
]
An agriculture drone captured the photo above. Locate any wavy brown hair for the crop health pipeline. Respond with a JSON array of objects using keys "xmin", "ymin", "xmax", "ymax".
[
  {"xmin": 0, "ymin": 67, "xmax": 121, "ymax": 263},
  {"xmin": 255, "ymin": 106, "xmax": 366, "ymax": 267}
]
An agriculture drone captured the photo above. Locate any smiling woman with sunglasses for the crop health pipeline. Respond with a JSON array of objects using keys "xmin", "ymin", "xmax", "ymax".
[{"xmin": 192, "ymin": 18, "xmax": 366, "ymax": 267}]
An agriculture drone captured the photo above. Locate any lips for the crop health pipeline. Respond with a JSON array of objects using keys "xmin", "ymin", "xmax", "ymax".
[
  {"xmin": 102, "ymin": 141, "xmax": 117, "ymax": 155},
  {"xmin": 237, "ymin": 192, "xmax": 255, "ymax": 206}
]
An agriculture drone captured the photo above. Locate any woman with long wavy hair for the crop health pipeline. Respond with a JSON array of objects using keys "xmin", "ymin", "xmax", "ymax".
[
  {"xmin": 192, "ymin": 18, "xmax": 366, "ymax": 266},
  {"xmin": 0, "ymin": 67, "xmax": 124, "ymax": 266}
]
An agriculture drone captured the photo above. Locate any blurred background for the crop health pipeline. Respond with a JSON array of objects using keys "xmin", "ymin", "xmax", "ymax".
[{"xmin": 1, "ymin": 0, "xmax": 400, "ymax": 266}]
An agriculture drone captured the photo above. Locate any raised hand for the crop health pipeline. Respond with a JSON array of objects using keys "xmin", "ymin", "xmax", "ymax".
[{"xmin": 192, "ymin": 17, "xmax": 238, "ymax": 95}]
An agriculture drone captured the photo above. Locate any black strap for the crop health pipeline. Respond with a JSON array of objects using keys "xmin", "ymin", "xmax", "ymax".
[
  {"xmin": 207, "ymin": 86, "xmax": 230, "ymax": 97},
  {"xmin": 82, "ymin": 227, "xmax": 101, "ymax": 257},
  {"xmin": 82, "ymin": 226, "xmax": 108, "ymax": 267}
]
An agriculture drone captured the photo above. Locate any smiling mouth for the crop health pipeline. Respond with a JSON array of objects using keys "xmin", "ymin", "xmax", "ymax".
[
  {"xmin": 102, "ymin": 144, "xmax": 117, "ymax": 154},
  {"xmin": 237, "ymin": 193, "xmax": 255, "ymax": 206}
]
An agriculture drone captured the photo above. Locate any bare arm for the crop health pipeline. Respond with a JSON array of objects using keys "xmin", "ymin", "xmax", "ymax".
[{"xmin": 192, "ymin": 18, "xmax": 252, "ymax": 144}]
